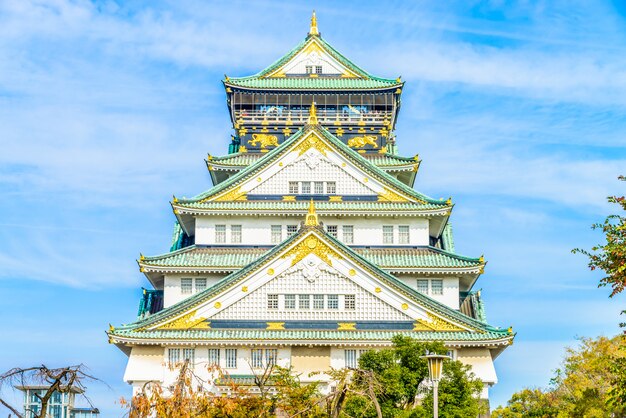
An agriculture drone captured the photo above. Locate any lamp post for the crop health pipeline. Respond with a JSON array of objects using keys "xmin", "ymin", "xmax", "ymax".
[{"xmin": 421, "ymin": 354, "xmax": 450, "ymax": 418}]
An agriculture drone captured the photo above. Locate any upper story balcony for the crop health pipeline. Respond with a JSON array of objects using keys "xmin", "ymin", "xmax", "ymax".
[{"xmin": 234, "ymin": 107, "xmax": 392, "ymax": 128}]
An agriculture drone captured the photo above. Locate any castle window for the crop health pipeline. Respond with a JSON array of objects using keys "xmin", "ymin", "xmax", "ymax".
[
  {"xmin": 398, "ymin": 225, "xmax": 410, "ymax": 244},
  {"xmin": 287, "ymin": 225, "xmax": 298, "ymax": 236},
  {"xmin": 251, "ymin": 348, "xmax": 263, "ymax": 368},
  {"xmin": 416, "ymin": 279, "xmax": 429, "ymax": 294},
  {"xmin": 344, "ymin": 349, "xmax": 357, "ymax": 368},
  {"xmin": 266, "ymin": 348, "xmax": 278, "ymax": 366},
  {"xmin": 343, "ymin": 225, "xmax": 354, "ymax": 244},
  {"xmin": 326, "ymin": 182, "xmax": 336, "ymax": 194},
  {"xmin": 215, "ymin": 225, "xmax": 226, "ymax": 243},
  {"xmin": 208, "ymin": 349, "xmax": 220, "ymax": 366},
  {"xmin": 284, "ymin": 294, "xmax": 296, "ymax": 310},
  {"xmin": 268, "ymin": 294, "xmax": 279, "ymax": 309},
  {"xmin": 301, "ymin": 182, "xmax": 311, "ymax": 194},
  {"xmin": 298, "ymin": 294, "xmax": 310, "ymax": 309},
  {"xmin": 305, "ymin": 65, "xmax": 313, "ymax": 74},
  {"xmin": 289, "ymin": 181, "xmax": 299, "ymax": 194},
  {"xmin": 314, "ymin": 181, "xmax": 324, "ymax": 194},
  {"xmin": 431, "ymin": 279, "xmax": 443, "ymax": 295},
  {"xmin": 315, "ymin": 65, "xmax": 322, "ymax": 74},
  {"xmin": 168, "ymin": 348, "xmax": 180, "ymax": 364},
  {"xmin": 271, "ymin": 225, "xmax": 282, "ymax": 244},
  {"xmin": 231, "ymin": 225, "xmax": 242, "ymax": 243},
  {"xmin": 183, "ymin": 348, "xmax": 195, "ymax": 364},
  {"xmin": 344, "ymin": 294, "xmax": 356, "ymax": 310},
  {"xmin": 225, "ymin": 349, "xmax": 237, "ymax": 368},
  {"xmin": 313, "ymin": 294, "xmax": 325, "ymax": 309},
  {"xmin": 383, "ymin": 226, "xmax": 394, "ymax": 244},
  {"xmin": 195, "ymin": 278, "xmax": 207, "ymax": 293},
  {"xmin": 327, "ymin": 294, "xmax": 339, "ymax": 309},
  {"xmin": 181, "ymin": 278, "xmax": 193, "ymax": 294},
  {"xmin": 327, "ymin": 225, "xmax": 338, "ymax": 238}
]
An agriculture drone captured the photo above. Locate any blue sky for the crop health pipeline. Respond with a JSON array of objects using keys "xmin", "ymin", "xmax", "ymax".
[{"xmin": 1, "ymin": 0, "xmax": 625, "ymax": 415}]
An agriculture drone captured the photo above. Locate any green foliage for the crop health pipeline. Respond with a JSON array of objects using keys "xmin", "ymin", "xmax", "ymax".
[{"xmin": 492, "ymin": 335, "xmax": 626, "ymax": 418}]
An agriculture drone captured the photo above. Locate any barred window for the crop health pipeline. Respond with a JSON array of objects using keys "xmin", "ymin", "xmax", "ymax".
[
  {"xmin": 284, "ymin": 294, "xmax": 296, "ymax": 310},
  {"xmin": 326, "ymin": 182, "xmax": 336, "ymax": 194},
  {"xmin": 345, "ymin": 349, "xmax": 357, "ymax": 368},
  {"xmin": 301, "ymin": 182, "xmax": 311, "ymax": 194},
  {"xmin": 195, "ymin": 278, "xmax": 207, "ymax": 293},
  {"xmin": 271, "ymin": 225, "xmax": 282, "ymax": 244},
  {"xmin": 268, "ymin": 294, "xmax": 279, "ymax": 310},
  {"xmin": 417, "ymin": 279, "xmax": 429, "ymax": 294},
  {"xmin": 266, "ymin": 349, "xmax": 278, "ymax": 366},
  {"xmin": 398, "ymin": 225, "xmax": 410, "ymax": 244},
  {"xmin": 298, "ymin": 294, "xmax": 310, "ymax": 309},
  {"xmin": 183, "ymin": 348, "xmax": 195, "ymax": 364},
  {"xmin": 225, "ymin": 349, "xmax": 237, "ymax": 368},
  {"xmin": 305, "ymin": 65, "xmax": 313, "ymax": 74},
  {"xmin": 287, "ymin": 225, "xmax": 298, "ymax": 237},
  {"xmin": 383, "ymin": 225, "xmax": 394, "ymax": 244},
  {"xmin": 181, "ymin": 278, "xmax": 193, "ymax": 295},
  {"xmin": 231, "ymin": 225, "xmax": 242, "ymax": 243},
  {"xmin": 208, "ymin": 349, "xmax": 220, "ymax": 366},
  {"xmin": 215, "ymin": 225, "xmax": 226, "ymax": 243},
  {"xmin": 315, "ymin": 65, "xmax": 322, "ymax": 74},
  {"xmin": 251, "ymin": 348, "xmax": 263, "ymax": 368},
  {"xmin": 327, "ymin": 225, "xmax": 338, "ymax": 238},
  {"xmin": 168, "ymin": 348, "xmax": 180, "ymax": 364},
  {"xmin": 343, "ymin": 225, "xmax": 354, "ymax": 244},
  {"xmin": 327, "ymin": 294, "xmax": 339, "ymax": 309},
  {"xmin": 431, "ymin": 279, "xmax": 443, "ymax": 295},
  {"xmin": 313, "ymin": 294, "xmax": 325, "ymax": 309},
  {"xmin": 314, "ymin": 181, "xmax": 324, "ymax": 194},
  {"xmin": 289, "ymin": 181, "xmax": 299, "ymax": 194},
  {"xmin": 344, "ymin": 294, "xmax": 356, "ymax": 310}
]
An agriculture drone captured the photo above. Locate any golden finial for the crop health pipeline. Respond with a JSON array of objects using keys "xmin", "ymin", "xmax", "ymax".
[
  {"xmin": 172, "ymin": 196, "xmax": 178, "ymax": 203},
  {"xmin": 109, "ymin": 324, "xmax": 115, "ymax": 332},
  {"xmin": 308, "ymin": 101, "xmax": 318, "ymax": 125},
  {"xmin": 445, "ymin": 197, "xmax": 452, "ymax": 205},
  {"xmin": 305, "ymin": 199, "xmax": 319, "ymax": 226},
  {"xmin": 140, "ymin": 253, "xmax": 145, "ymax": 261},
  {"xmin": 479, "ymin": 255, "xmax": 484, "ymax": 263},
  {"xmin": 309, "ymin": 10, "xmax": 319, "ymax": 36}
]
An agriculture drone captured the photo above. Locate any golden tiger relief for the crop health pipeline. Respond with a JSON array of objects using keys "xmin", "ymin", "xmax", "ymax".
[
  {"xmin": 249, "ymin": 134, "xmax": 279, "ymax": 148},
  {"xmin": 347, "ymin": 135, "xmax": 377, "ymax": 148}
]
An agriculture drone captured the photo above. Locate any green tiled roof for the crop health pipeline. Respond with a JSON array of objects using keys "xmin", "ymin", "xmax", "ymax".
[
  {"xmin": 176, "ymin": 124, "xmax": 448, "ymax": 208},
  {"xmin": 225, "ymin": 34, "xmax": 402, "ymax": 91},
  {"xmin": 111, "ymin": 328, "xmax": 511, "ymax": 343},
  {"xmin": 176, "ymin": 200, "xmax": 448, "ymax": 213},
  {"xmin": 116, "ymin": 226, "xmax": 504, "ymax": 341},
  {"xmin": 140, "ymin": 245, "xmax": 482, "ymax": 271}
]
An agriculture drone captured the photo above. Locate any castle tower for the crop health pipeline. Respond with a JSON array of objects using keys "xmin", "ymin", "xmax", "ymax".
[{"xmin": 108, "ymin": 13, "xmax": 513, "ymax": 402}]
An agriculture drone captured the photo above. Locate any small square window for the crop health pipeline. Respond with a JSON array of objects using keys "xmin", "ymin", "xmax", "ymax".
[
  {"xmin": 181, "ymin": 278, "xmax": 193, "ymax": 294},
  {"xmin": 383, "ymin": 226, "xmax": 394, "ymax": 244},
  {"xmin": 327, "ymin": 225, "xmax": 338, "ymax": 238},
  {"xmin": 399, "ymin": 225, "xmax": 410, "ymax": 244},
  {"xmin": 305, "ymin": 65, "xmax": 313, "ymax": 74},
  {"xmin": 315, "ymin": 65, "xmax": 322, "ymax": 74},
  {"xmin": 298, "ymin": 294, "xmax": 310, "ymax": 309},
  {"xmin": 313, "ymin": 294, "xmax": 324, "ymax": 309},
  {"xmin": 344, "ymin": 294, "xmax": 356, "ymax": 310},
  {"xmin": 301, "ymin": 182, "xmax": 311, "ymax": 194},
  {"xmin": 215, "ymin": 225, "xmax": 226, "ymax": 243},
  {"xmin": 271, "ymin": 225, "xmax": 282, "ymax": 244},
  {"xmin": 314, "ymin": 181, "xmax": 324, "ymax": 194},
  {"xmin": 284, "ymin": 294, "xmax": 296, "ymax": 309},
  {"xmin": 195, "ymin": 278, "xmax": 207, "ymax": 293},
  {"xmin": 431, "ymin": 279, "xmax": 443, "ymax": 295},
  {"xmin": 327, "ymin": 294, "xmax": 339, "ymax": 309},
  {"xmin": 231, "ymin": 225, "xmax": 242, "ymax": 243},
  {"xmin": 225, "ymin": 349, "xmax": 237, "ymax": 368},
  {"xmin": 287, "ymin": 225, "xmax": 298, "ymax": 236},
  {"xmin": 268, "ymin": 294, "xmax": 279, "ymax": 309},
  {"xmin": 416, "ymin": 279, "xmax": 429, "ymax": 294},
  {"xmin": 326, "ymin": 182, "xmax": 336, "ymax": 194},
  {"xmin": 343, "ymin": 225, "xmax": 354, "ymax": 244},
  {"xmin": 289, "ymin": 181, "xmax": 299, "ymax": 194}
]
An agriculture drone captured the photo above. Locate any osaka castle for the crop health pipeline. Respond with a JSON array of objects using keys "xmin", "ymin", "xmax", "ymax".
[{"xmin": 108, "ymin": 13, "xmax": 514, "ymax": 402}]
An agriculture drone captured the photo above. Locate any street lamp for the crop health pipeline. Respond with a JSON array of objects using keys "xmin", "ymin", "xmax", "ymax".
[{"xmin": 421, "ymin": 354, "xmax": 450, "ymax": 418}]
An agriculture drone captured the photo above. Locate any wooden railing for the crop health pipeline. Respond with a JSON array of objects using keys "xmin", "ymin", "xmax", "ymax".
[{"xmin": 234, "ymin": 110, "xmax": 391, "ymax": 126}]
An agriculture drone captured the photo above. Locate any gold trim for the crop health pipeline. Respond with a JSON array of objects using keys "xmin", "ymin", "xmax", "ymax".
[
  {"xmin": 267, "ymin": 268, "xmax": 275, "ymax": 275},
  {"xmin": 267, "ymin": 322, "xmax": 285, "ymax": 330},
  {"xmin": 413, "ymin": 313, "xmax": 465, "ymax": 332},
  {"xmin": 377, "ymin": 188, "xmax": 409, "ymax": 203},
  {"xmin": 401, "ymin": 303, "xmax": 409, "ymax": 310},
  {"xmin": 329, "ymin": 195, "xmax": 342, "ymax": 202},
  {"xmin": 304, "ymin": 200, "xmax": 319, "ymax": 226},
  {"xmin": 282, "ymin": 195, "xmax": 296, "ymax": 202},
  {"xmin": 349, "ymin": 269, "xmax": 356, "ymax": 276},
  {"xmin": 337, "ymin": 322, "xmax": 356, "ymax": 331},
  {"xmin": 294, "ymin": 134, "xmax": 329, "ymax": 156},
  {"xmin": 282, "ymin": 234, "xmax": 342, "ymax": 266},
  {"xmin": 214, "ymin": 186, "xmax": 247, "ymax": 202},
  {"xmin": 214, "ymin": 302, "xmax": 222, "ymax": 309},
  {"xmin": 375, "ymin": 287, "xmax": 381, "ymax": 293},
  {"xmin": 309, "ymin": 10, "xmax": 319, "ymax": 35},
  {"xmin": 158, "ymin": 310, "xmax": 210, "ymax": 330},
  {"xmin": 242, "ymin": 286, "xmax": 248, "ymax": 292}
]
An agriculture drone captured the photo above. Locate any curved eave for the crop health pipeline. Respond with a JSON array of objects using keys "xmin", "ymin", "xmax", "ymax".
[{"xmin": 223, "ymin": 81, "xmax": 403, "ymax": 92}]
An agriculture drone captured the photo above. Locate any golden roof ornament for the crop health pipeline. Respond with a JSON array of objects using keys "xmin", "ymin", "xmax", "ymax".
[
  {"xmin": 308, "ymin": 101, "xmax": 318, "ymax": 125},
  {"xmin": 309, "ymin": 10, "xmax": 319, "ymax": 36},
  {"xmin": 305, "ymin": 199, "xmax": 319, "ymax": 226}
]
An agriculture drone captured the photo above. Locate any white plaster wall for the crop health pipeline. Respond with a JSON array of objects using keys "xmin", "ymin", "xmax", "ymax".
[
  {"xmin": 457, "ymin": 348, "xmax": 498, "ymax": 387},
  {"xmin": 124, "ymin": 346, "xmax": 164, "ymax": 383},
  {"xmin": 195, "ymin": 216, "xmax": 430, "ymax": 246},
  {"xmin": 396, "ymin": 276, "xmax": 460, "ymax": 309},
  {"xmin": 163, "ymin": 273, "xmax": 226, "ymax": 308}
]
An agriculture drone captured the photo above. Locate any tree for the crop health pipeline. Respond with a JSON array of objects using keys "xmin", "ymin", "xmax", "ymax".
[
  {"xmin": 491, "ymin": 335, "xmax": 626, "ymax": 418},
  {"xmin": 0, "ymin": 364, "xmax": 98, "ymax": 418}
]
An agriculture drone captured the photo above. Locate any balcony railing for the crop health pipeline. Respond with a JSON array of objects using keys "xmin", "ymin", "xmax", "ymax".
[{"xmin": 234, "ymin": 109, "xmax": 391, "ymax": 126}]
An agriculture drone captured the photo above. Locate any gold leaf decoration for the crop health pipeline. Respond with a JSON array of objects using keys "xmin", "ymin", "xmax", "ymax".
[
  {"xmin": 266, "ymin": 322, "xmax": 285, "ymax": 330},
  {"xmin": 294, "ymin": 135, "xmax": 329, "ymax": 156},
  {"xmin": 377, "ymin": 188, "xmax": 409, "ymax": 203},
  {"xmin": 282, "ymin": 234, "xmax": 342, "ymax": 266},
  {"xmin": 158, "ymin": 310, "xmax": 210, "ymax": 330},
  {"xmin": 337, "ymin": 322, "xmax": 356, "ymax": 331},
  {"xmin": 214, "ymin": 186, "xmax": 247, "ymax": 202},
  {"xmin": 413, "ymin": 313, "xmax": 464, "ymax": 332}
]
